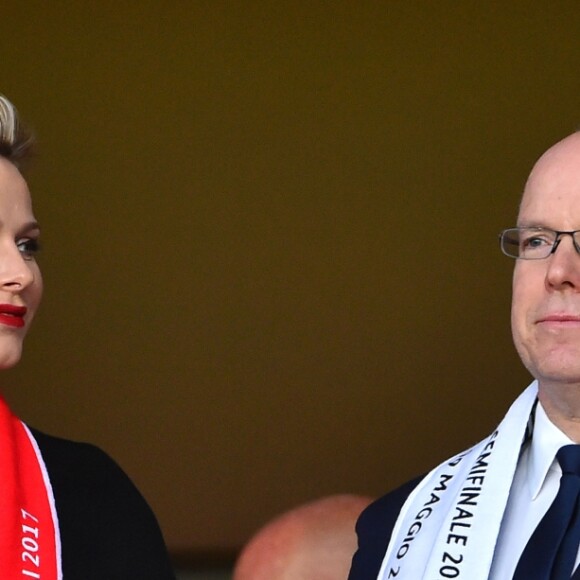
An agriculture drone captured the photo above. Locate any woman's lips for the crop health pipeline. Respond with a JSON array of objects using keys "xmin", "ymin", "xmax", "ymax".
[{"xmin": 0, "ymin": 304, "xmax": 27, "ymax": 328}]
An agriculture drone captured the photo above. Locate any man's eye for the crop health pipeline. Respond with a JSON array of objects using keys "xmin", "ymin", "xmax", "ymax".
[
  {"xmin": 17, "ymin": 238, "xmax": 41, "ymax": 259},
  {"xmin": 522, "ymin": 236, "xmax": 550, "ymax": 248}
]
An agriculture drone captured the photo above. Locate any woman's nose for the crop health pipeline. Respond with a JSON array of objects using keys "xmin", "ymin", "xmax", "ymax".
[{"xmin": 0, "ymin": 244, "xmax": 34, "ymax": 292}]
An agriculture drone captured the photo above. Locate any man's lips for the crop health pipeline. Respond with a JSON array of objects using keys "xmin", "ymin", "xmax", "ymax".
[
  {"xmin": 0, "ymin": 305, "xmax": 27, "ymax": 329},
  {"xmin": 537, "ymin": 314, "xmax": 580, "ymax": 327}
]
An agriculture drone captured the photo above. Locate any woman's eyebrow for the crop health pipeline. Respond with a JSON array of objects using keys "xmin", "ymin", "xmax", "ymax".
[
  {"xmin": 19, "ymin": 220, "xmax": 41, "ymax": 234},
  {"xmin": 0, "ymin": 219, "xmax": 40, "ymax": 233}
]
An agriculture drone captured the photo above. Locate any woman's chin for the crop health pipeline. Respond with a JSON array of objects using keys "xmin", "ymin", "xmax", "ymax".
[{"xmin": 0, "ymin": 350, "xmax": 23, "ymax": 370}]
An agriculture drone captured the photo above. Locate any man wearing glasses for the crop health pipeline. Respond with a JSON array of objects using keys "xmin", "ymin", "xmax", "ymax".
[{"xmin": 349, "ymin": 133, "xmax": 580, "ymax": 580}]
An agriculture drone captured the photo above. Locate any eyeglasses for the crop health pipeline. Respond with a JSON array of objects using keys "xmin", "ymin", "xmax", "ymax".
[{"xmin": 499, "ymin": 227, "xmax": 580, "ymax": 260}]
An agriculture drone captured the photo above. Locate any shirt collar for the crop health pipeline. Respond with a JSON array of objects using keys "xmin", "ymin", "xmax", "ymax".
[{"xmin": 527, "ymin": 401, "xmax": 575, "ymax": 500}]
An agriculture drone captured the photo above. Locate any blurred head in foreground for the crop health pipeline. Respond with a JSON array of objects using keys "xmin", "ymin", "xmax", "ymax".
[{"xmin": 233, "ymin": 494, "xmax": 372, "ymax": 580}]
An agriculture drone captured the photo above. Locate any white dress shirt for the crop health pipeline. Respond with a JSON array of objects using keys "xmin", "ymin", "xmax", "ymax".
[{"xmin": 489, "ymin": 402, "xmax": 578, "ymax": 579}]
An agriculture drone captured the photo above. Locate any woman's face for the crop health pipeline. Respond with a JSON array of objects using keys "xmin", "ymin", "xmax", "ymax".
[{"xmin": 0, "ymin": 158, "xmax": 42, "ymax": 369}]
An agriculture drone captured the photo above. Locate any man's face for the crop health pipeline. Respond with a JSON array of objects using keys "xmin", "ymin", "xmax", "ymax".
[{"xmin": 512, "ymin": 133, "xmax": 580, "ymax": 388}]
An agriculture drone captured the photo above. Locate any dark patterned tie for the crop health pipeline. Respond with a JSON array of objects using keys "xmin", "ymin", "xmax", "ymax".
[{"xmin": 514, "ymin": 444, "xmax": 580, "ymax": 579}]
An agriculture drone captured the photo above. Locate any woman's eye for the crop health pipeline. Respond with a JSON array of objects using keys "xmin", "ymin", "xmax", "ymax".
[{"xmin": 17, "ymin": 238, "xmax": 41, "ymax": 260}]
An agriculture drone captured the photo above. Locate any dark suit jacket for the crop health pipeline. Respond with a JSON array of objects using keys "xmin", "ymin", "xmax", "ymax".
[
  {"xmin": 349, "ymin": 476, "xmax": 424, "ymax": 580},
  {"xmin": 31, "ymin": 428, "xmax": 176, "ymax": 579}
]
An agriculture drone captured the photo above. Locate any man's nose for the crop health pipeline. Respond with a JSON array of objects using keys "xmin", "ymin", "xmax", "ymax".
[{"xmin": 546, "ymin": 234, "xmax": 580, "ymax": 290}]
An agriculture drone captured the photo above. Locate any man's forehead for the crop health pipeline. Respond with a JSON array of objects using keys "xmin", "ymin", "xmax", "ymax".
[
  {"xmin": 519, "ymin": 133, "xmax": 580, "ymax": 215},
  {"xmin": 527, "ymin": 133, "xmax": 580, "ymax": 184}
]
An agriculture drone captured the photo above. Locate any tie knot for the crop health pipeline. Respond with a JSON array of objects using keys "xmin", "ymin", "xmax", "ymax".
[{"xmin": 557, "ymin": 444, "xmax": 580, "ymax": 475}]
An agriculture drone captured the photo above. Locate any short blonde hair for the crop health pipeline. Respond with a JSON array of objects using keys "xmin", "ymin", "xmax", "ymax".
[{"xmin": 0, "ymin": 95, "xmax": 34, "ymax": 169}]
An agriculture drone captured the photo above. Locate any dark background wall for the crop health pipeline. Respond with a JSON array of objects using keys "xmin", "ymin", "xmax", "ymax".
[{"xmin": 1, "ymin": 1, "xmax": 579, "ymax": 558}]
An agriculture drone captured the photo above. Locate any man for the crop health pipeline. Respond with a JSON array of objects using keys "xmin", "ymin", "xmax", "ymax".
[
  {"xmin": 234, "ymin": 494, "xmax": 372, "ymax": 580},
  {"xmin": 349, "ymin": 132, "xmax": 580, "ymax": 579}
]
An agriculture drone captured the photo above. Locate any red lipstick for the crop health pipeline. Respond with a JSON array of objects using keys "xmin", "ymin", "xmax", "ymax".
[{"xmin": 0, "ymin": 304, "xmax": 27, "ymax": 328}]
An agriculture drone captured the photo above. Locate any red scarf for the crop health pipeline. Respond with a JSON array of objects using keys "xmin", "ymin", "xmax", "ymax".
[{"xmin": 0, "ymin": 396, "xmax": 61, "ymax": 579}]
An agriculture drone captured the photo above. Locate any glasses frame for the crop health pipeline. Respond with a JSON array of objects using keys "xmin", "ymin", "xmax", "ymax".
[{"xmin": 499, "ymin": 227, "xmax": 580, "ymax": 260}]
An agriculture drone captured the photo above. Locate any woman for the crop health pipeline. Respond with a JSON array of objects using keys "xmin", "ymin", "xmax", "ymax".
[{"xmin": 0, "ymin": 95, "xmax": 175, "ymax": 579}]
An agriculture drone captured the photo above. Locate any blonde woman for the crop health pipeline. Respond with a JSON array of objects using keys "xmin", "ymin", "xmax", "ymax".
[{"xmin": 0, "ymin": 95, "xmax": 174, "ymax": 579}]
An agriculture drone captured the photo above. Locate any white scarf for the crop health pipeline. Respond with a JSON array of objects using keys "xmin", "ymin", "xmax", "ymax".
[{"xmin": 378, "ymin": 381, "xmax": 538, "ymax": 580}]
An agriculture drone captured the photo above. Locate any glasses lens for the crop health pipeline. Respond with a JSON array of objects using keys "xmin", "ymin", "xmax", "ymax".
[
  {"xmin": 500, "ymin": 229, "xmax": 521, "ymax": 258},
  {"xmin": 500, "ymin": 228, "xmax": 555, "ymax": 259}
]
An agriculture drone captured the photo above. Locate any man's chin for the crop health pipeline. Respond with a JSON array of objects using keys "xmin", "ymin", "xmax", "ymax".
[{"xmin": 534, "ymin": 367, "xmax": 580, "ymax": 388}]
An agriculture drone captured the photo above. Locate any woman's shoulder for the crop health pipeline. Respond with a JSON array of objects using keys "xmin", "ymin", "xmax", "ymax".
[
  {"xmin": 28, "ymin": 427, "xmax": 176, "ymax": 579},
  {"xmin": 30, "ymin": 427, "xmax": 125, "ymax": 474},
  {"xmin": 29, "ymin": 427, "xmax": 148, "ymax": 501}
]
